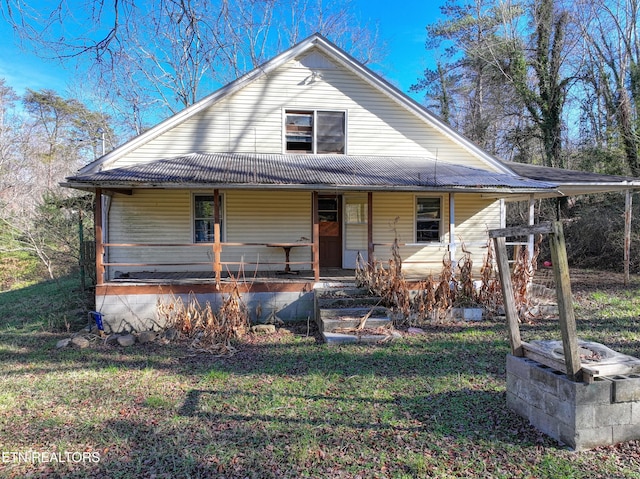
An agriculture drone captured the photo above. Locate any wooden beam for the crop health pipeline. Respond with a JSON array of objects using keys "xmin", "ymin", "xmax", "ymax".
[
  {"xmin": 521, "ymin": 342, "xmax": 596, "ymax": 384},
  {"xmin": 492, "ymin": 235, "xmax": 523, "ymax": 356},
  {"xmin": 94, "ymin": 188, "xmax": 105, "ymax": 285},
  {"xmin": 625, "ymin": 189, "xmax": 632, "ymax": 286},
  {"xmin": 312, "ymin": 191, "xmax": 320, "ymax": 282},
  {"xmin": 528, "ymin": 195, "xmax": 535, "ymax": 264},
  {"xmin": 549, "ymin": 221, "xmax": 582, "ymax": 382},
  {"xmin": 449, "ymin": 193, "xmax": 456, "ymax": 266},
  {"xmin": 367, "ymin": 192, "xmax": 373, "ymax": 267},
  {"xmin": 214, "ymin": 190, "xmax": 221, "ymax": 286},
  {"xmin": 102, "ymin": 188, "xmax": 133, "ymax": 195},
  {"xmin": 488, "ymin": 222, "xmax": 553, "ymax": 239}
]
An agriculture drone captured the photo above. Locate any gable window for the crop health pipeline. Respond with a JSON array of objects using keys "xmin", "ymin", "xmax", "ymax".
[
  {"xmin": 285, "ymin": 110, "xmax": 345, "ymax": 154},
  {"xmin": 194, "ymin": 194, "xmax": 223, "ymax": 243},
  {"xmin": 416, "ymin": 197, "xmax": 442, "ymax": 242}
]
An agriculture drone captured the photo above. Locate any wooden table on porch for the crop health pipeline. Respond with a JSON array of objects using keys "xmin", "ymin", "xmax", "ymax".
[{"xmin": 266, "ymin": 243, "xmax": 306, "ymax": 274}]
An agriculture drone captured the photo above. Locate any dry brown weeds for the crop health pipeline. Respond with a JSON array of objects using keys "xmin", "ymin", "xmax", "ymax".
[
  {"xmin": 356, "ymin": 237, "xmax": 539, "ymax": 327},
  {"xmin": 156, "ymin": 284, "xmax": 249, "ymax": 357}
]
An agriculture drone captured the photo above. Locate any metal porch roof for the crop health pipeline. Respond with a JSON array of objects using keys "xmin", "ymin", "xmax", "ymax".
[{"xmin": 65, "ymin": 153, "xmax": 557, "ymax": 192}]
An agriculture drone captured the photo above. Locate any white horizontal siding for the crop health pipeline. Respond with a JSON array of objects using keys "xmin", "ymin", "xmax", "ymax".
[
  {"xmin": 107, "ymin": 190, "xmax": 207, "ymax": 273},
  {"xmin": 370, "ymin": 192, "xmax": 500, "ymax": 277},
  {"xmin": 106, "ymin": 189, "xmax": 314, "ymax": 274},
  {"xmin": 105, "ymin": 189, "xmax": 499, "ymax": 277},
  {"xmin": 224, "ymin": 190, "xmax": 313, "ymax": 271},
  {"xmin": 111, "ymin": 51, "xmax": 496, "ymax": 172}
]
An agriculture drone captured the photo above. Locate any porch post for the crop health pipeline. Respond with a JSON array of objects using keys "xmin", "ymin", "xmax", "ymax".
[
  {"xmin": 528, "ymin": 194, "xmax": 535, "ymax": 264},
  {"xmin": 367, "ymin": 192, "xmax": 373, "ymax": 267},
  {"xmin": 214, "ymin": 190, "xmax": 222, "ymax": 285},
  {"xmin": 94, "ymin": 188, "xmax": 105, "ymax": 285},
  {"xmin": 448, "ymin": 193, "xmax": 456, "ymax": 267},
  {"xmin": 312, "ymin": 191, "xmax": 320, "ymax": 281},
  {"xmin": 624, "ymin": 189, "xmax": 632, "ymax": 286}
]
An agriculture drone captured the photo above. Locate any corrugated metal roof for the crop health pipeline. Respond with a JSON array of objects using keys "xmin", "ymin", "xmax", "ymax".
[
  {"xmin": 66, "ymin": 153, "xmax": 557, "ymax": 190},
  {"xmin": 503, "ymin": 161, "xmax": 636, "ymax": 184}
]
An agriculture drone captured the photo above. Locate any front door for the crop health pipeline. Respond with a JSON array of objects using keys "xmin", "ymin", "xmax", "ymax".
[{"xmin": 318, "ymin": 195, "xmax": 342, "ymax": 267}]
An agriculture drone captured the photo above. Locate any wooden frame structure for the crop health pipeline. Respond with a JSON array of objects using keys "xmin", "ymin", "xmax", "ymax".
[{"xmin": 490, "ymin": 221, "xmax": 585, "ymax": 383}]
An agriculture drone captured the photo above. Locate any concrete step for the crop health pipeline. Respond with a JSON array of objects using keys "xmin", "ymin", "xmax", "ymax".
[
  {"xmin": 314, "ymin": 287, "xmax": 398, "ymax": 345},
  {"xmin": 322, "ymin": 330, "xmax": 402, "ymax": 345},
  {"xmin": 318, "ymin": 307, "xmax": 391, "ymax": 332},
  {"xmin": 316, "ymin": 296, "xmax": 382, "ymax": 309}
]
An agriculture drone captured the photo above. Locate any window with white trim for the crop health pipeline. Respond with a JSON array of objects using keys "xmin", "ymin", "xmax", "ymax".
[
  {"xmin": 285, "ymin": 110, "xmax": 345, "ymax": 154},
  {"xmin": 193, "ymin": 194, "xmax": 223, "ymax": 243},
  {"xmin": 416, "ymin": 197, "xmax": 442, "ymax": 242}
]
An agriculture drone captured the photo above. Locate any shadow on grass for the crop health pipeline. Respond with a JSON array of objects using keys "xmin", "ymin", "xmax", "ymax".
[
  {"xmin": 0, "ymin": 327, "xmax": 513, "ymax": 381},
  {"xmin": 175, "ymin": 387, "xmax": 551, "ymax": 449}
]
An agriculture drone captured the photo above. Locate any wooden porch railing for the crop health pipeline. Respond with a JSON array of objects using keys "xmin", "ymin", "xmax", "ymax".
[{"xmin": 97, "ymin": 242, "xmax": 315, "ymax": 284}]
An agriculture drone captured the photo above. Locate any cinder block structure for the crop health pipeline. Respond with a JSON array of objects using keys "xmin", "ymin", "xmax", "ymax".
[{"xmin": 507, "ymin": 354, "xmax": 640, "ymax": 450}]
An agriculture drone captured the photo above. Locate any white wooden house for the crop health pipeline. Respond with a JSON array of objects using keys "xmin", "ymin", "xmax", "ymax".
[{"xmin": 63, "ymin": 34, "xmax": 638, "ymax": 332}]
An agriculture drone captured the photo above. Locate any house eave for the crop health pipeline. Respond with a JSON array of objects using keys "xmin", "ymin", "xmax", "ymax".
[{"xmin": 61, "ymin": 180, "xmax": 557, "ymax": 196}]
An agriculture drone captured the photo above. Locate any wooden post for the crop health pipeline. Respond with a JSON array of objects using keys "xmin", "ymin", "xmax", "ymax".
[
  {"xmin": 214, "ymin": 190, "xmax": 222, "ymax": 285},
  {"xmin": 624, "ymin": 189, "xmax": 632, "ymax": 286},
  {"xmin": 94, "ymin": 188, "xmax": 105, "ymax": 285},
  {"xmin": 549, "ymin": 221, "xmax": 582, "ymax": 382},
  {"xmin": 312, "ymin": 191, "xmax": 320, "ymax": 281},
  {"xmin": 449, "ymin": 193, "xmax": 456, "ymax": 267},
  {"xmin": 490, "ymin": 224, "xmax": 553, "ymax": 357},
  {"xmin": 367, "ymin": 192, "xmax": 373, "ymax": 267},
  {"xmin": 78, "ymin": 209, "xmax": 85, "ymax": 291},
  {"xmin": 492, "ymin": 235, "xmax": 523, "ymax": 356},
  {"xmin": 528, "ymin": 194, "xmax": 535, "ymax": 264}
]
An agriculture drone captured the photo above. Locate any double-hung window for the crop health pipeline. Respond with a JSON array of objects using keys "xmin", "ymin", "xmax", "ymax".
[
  {"xmin": 416, "ymin": 197, "xmax": 442, "ymax": 243},
  {"xmin": 193, "ymin": 194, "xmax": 223, "ymax": 243},
  {"xmin": 285, "ymin": 110, "xmax": 345, "ymax": 154}
]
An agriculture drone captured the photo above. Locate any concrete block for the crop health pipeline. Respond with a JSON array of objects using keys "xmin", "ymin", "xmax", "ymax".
[
  {"xmin": 612, "ymin": 375, "xmax": 640, "ymax": 403},
  {"xmin": 562, "ymin": 426, "xmax": 614, "ymax": 451},
  {"xmin": 506, "ymin": 372, "xmax": 524, "ymax": 397},
  {"xmin": 558, "ymin": 377, "xmax": 613, "ymax": 405},
  {"xmin": 528, "ymin": 405, "xmax": 560, "ymax": 439},
  {"xmin": 595, "ymin": 403, "xmax": 632, "ymax": 427},
  {"xmin": 530, "ymin": 364, "xmax": 562, "ymax": 395},
  {"xmin": 449, "ymin": 307, "xmax": 483, "ymax": 321},
  {"xmin": 613, "ymin": 424, "xmax": 640, "ymax": 444},
  {"xmin": 521, "ymin": 379, "xmax": 545, "ymax": 406},
  {"xmin": 322, "ymin": 332, "xmax": 358, "ymax": 345},
  {"xmin": 540, "ymin": 391, "xmax": 561, "ymax": 417},
  {"xmin": 506, "ymin": 355, "xmax": 533, "ymax": 381},
  {"xmin": 506, "ymin": 391, "xmax": 530, "ymax": 419},
  {"xmin": 633, "ymin": 403, "xmax": 640, "ymax": 423},
  {"xmin": 571, "ymin": 404, "xmax": 596, "ymax": 430}
]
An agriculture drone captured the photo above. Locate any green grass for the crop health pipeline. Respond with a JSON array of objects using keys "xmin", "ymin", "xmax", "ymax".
[{"xmin": 0, "ymin": 273, "xmax": 640, "ymax": 478}]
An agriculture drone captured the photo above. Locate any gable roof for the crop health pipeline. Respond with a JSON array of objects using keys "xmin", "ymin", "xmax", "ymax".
[
  {"xmin": 77, "ymin": 33, "xmax": 514, "ymax": 176},
  {"xmin": 64, "ymin": 152, "xmax": 556, "ymax": 194},
  {"xmin": 67, "ymin": 33, "xmax": 640, "ymax": 198}
]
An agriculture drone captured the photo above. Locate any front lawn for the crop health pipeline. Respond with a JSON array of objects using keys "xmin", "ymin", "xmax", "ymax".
[{"xmin": 1, "ymin": 272, "xmax": 639, "ymax": 478}]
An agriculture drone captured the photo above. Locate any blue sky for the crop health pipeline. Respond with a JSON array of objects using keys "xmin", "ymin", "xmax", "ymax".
[{"xmin": 0, "ymin": 0, "xmax": 445, "ymax": 102}]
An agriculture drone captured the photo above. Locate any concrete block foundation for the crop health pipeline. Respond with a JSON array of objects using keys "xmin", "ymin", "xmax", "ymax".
[
  {"xmin": 506, "ymin": 354, "xmax": 640, "ymax": 450},
  {"xmin": 96, "ymin": 290, "xmax": 314, "ymax": 333}
]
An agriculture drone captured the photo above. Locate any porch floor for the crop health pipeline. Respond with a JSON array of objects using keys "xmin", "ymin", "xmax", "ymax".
[{"xmin": 109, "ymin": 268, "xmax": 357, "ymax": 285}]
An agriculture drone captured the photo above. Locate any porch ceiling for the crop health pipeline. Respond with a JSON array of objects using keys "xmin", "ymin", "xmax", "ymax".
[{"xmin": 64, "ymin": 152, "xmax": 557, "ymax": 194}]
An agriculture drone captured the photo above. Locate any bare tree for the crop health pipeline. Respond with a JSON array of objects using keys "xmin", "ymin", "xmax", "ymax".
[
  {"xmin": 577, "ymin": 0, "xmax": 640, "ymax": 176},
  {"xmin": 3, "ymin": 0, "xmax": 383, "ymax": 131}
]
